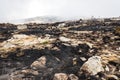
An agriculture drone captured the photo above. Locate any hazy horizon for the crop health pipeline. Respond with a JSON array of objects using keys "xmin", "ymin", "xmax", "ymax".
[{"xmin": 0, "ymin": 0, "xmax": 120, "ymax": 22}]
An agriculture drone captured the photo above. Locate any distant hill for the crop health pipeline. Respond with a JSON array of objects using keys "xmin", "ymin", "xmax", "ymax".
[{"xmin": 9, "ymin": 16, "xmax": 63, "ymax": 24}]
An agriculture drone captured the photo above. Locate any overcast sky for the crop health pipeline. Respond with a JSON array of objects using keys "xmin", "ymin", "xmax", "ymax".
[{"xmin": 0, "ymin": 0, "xmax": 120, "ymax": 22}]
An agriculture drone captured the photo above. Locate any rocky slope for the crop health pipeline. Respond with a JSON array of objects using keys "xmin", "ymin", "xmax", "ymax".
[{"xmin": 0, "ymin": 18, "xmax": 120, "ymax": 80}]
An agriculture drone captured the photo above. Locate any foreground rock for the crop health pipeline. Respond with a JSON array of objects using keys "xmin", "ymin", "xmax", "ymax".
[{"xmin": 79, "ymin": 56, "xmax": 104, "ymax": 75}]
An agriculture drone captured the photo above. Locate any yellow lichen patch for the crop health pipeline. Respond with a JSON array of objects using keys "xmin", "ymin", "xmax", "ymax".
[{"xmin": 42, "ymin": 41, "xmax": 49, "ymax": 45}]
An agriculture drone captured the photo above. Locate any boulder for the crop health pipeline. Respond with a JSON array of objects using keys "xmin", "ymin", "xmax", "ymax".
[{"xmin": 80, "ymin": 56, "xmax": 104, "ymax": 75}]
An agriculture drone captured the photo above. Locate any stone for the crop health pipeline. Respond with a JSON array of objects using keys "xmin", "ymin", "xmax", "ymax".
[
  {"xmin": 69, "ymin": 74, "xmax": 79, "ymax": 80},
  {"xmin": 116, "ymin": 47, "xmax": 120, "ymax": 51},
  {"xmin": 12, "ymin": 34, "xmax": 30, "ymax": 39},
  {"xmin": 80, "ymin": 57, "xmax": 87, "ymax": 61},
  {"xmin": 9, "ymin": 71, "xmax": 25, "ymax": 80},
  {"xmin": 31, "ymin": 56, "xmax": 47, "ymax": 69},
  {"xmin": 17, "ymin": 25, "xmax": 27, "ymax": 30},
  {"xmin": 59, "ymin": 36, "xmax": 71, "ymax": 42},
  {"xmin": 106, "ymin": 75, "xmax": 119, "ymax": 80},
  {"xmin": 57, "ymin": 23, "xmax": 66, "ymax": 27},
  {"xmin": 53, "ymin": 73, "xmax": 68, "ymax": 80},
  {"xmin": 21, "ymin": 69, "xmax": 39, "ymax": 75},
  {"xmin": 80, "ymin": 56, "xmax": 104, "ymax": 75},
  {"xmin": 85, "ymin": 42, "xmax": 93, "ymax": 48},
  {"xmin": 73, "ymin": 58, "xmax": 77, "ymax": 65},
  {"xmin": 104, "ymin": 65, "xmax": 109, "ymax": 72},
  {"xmin": 38, "ymin": 37, "xmax": 53, "ymax": 44}
]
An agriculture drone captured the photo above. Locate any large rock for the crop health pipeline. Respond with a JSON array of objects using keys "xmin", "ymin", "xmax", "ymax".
[
  {"xmin": 53, "ymin": 73, "xmax": 68, "ymax": 80},
  {"xmin": 80, "ymin": 56, "xmax": 104, "ymax": 75}
]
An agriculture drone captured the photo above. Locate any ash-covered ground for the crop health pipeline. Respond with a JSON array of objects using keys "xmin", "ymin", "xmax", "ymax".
[{"xmin": 0, "ymin": 18, "xmax": 120, "ymax": 80}]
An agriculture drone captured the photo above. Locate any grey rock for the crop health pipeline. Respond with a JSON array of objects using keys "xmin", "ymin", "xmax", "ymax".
[{"xmin": 80, "ymin": 56, "xmax": 104, "ymax": 75}]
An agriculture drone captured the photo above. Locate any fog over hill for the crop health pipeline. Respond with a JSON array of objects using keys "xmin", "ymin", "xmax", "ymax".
[
  {"xmin": 0, "ymin": 0, "xmax": 120, "ymax": 23},
  {"xmin": 8, "ymin": 16, "xmax": 86, "ymax": 24},
  {"xmin": 8, "ymin": 16, "xmax": 64, "ymax": 24}
]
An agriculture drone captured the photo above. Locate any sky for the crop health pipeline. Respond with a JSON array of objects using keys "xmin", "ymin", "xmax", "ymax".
[{"xmin": 0, "ymin": 0, "xmax": 120, "ymax": 22}]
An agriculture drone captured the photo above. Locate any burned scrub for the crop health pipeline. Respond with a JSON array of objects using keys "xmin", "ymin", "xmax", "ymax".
[{"xmin": 0, "ymin": 18, "xmax": 120, "ymax": 80}]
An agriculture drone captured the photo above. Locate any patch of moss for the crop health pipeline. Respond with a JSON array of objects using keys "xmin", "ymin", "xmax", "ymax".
[{"xmin": 42, "ymin": 41, "xmax": 49, "ymax": 45}]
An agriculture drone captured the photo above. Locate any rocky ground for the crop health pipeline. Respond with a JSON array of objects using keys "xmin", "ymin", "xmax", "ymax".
[{"xmin": 0, "ymin": 19, "xmax": 120, "ymax": 80}]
